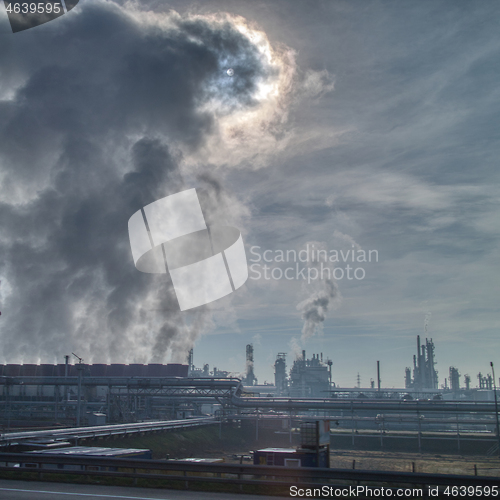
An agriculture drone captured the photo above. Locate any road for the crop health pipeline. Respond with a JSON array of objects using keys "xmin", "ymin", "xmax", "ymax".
[{"xmin": 0, "ymin": 480, "xmax": 290, "ymax": 499}]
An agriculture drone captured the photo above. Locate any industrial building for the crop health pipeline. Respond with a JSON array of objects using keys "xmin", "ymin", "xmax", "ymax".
[
  {"xmin": 21, "ymin": 447, "xmax": 153, "ymax": 470},
  {"xmin": 401, "ymin": 335, "xmax": 497, "ymax": 400},
  {"xmin": 273, "ymin": 350, "xmax": 332, "ymax": 398},
  {"xmin": 2, "ymin": 345, "xmax": 500, "ymax": 457},
  {"xmin": 26, "ymin": 446, "xmax": 152, "ymax": 460},
  {"xmin": 244, "ymin": 344, "xmax": 257, "ymax": 386},
  {"xmin": 449, "ymin": 367, "xmax": 460, "ymax": 395},
  {"xmin": 274, "ymin": 353, "xmax": 287, "ymax": 395},
  {"xmin": 188, "ymin": 349, "xmax": 221, "ymax": 378},
  {"xmin": 478, "ymin": 372, "xmax": 494, "ymax": 390},
  {"xmin": 254, "ymin": 420, "xmax": 330, "ymax": 468},
  {"xmin": 0, "ymin": 361, "xmax": 219, "ymax": 426},
  {"xmin": 405, "ymin": 335, "xmax": 438, "ymax": 390},
  {"xmin": 2, "ymin": 333, "xmax": 499, "ymax": 436}
]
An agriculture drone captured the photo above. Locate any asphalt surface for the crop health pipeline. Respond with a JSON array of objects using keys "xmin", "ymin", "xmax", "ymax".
[{"xmin": 0, "ymin": 480, "xmax": 291, "ymax": 499}]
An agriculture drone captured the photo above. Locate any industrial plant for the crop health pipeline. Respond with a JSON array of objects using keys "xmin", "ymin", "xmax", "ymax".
[
  {"xmin": 274, "ymin": 350, "xmax": 332, "ymax": 398},
  {"xmin": 1, "ymin": 335, "xmax": 498, "ymax": 429},
  {"xmin": 1, "ymin": 332, "xmax": 500, "ymax": 496},
  {"xmin": 404, "ymin": 336, "xmax": 438, "ymax": 390}
]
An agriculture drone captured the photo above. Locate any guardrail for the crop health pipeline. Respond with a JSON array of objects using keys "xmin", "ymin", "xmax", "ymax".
[
  {"xmin": 0, "ymin": 417, "xmax": 216, "ymax": 446},
  {"xmin": 0, "ymin": 452, "xmax": 497, "ymax": 491}
]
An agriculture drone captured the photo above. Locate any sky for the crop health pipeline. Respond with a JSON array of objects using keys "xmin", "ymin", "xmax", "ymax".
[{"xmin": 0, "ymin": 1, "xmax": 499, "ymax": 388}]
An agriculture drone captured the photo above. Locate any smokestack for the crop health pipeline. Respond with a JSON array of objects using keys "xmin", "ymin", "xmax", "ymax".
[
  {"xmin": 64, "ymin": 355, "xmax": 69, "ymax": 377},
  {"xmin": 416, "ymin": 335, "xmax": 421, "ymax": 387},
  {"xmin": 245, "ymin": 344, "xmax": 256, "ymax": 386},
  {"xmin": 377, "ymin": 360, "xmax": 381, "ymax": 391},
  {"xmin": 302, "ymin": 350, "xmax": 306, "ymax": 361},
  {"xmin": 187, "ymin": 348, "xmax": 194, "ymax": 374}
]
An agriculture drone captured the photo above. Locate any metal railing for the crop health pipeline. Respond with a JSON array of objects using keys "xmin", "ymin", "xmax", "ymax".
[{"xmin": 0, "ymin": 452, "xmax": 497, "ymax": 491}]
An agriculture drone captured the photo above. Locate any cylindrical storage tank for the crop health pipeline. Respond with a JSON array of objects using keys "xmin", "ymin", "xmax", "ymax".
[
  {"xmin": 145, "ymin": 364, "xmax": 163, "ymax": 377},
  {"xmin": 21, "ymin": 364, "xmax": 37, "ymax": 377},
  {"xmin": 90, "ymin": 364, "xmax": 107, "ymax": 377},
  {"xmin": 38, "ymin": 364, "xmax": 56, "ymax": 377},
  {"xmin": 55, "ymin": 364, "xmax": 66, "ymax": 377},
  {"xmin": 66, "ymin": 365, "xmax": 78, "ymax": 377},
  {"xmin": 4, "ymin": 364, "xmax": 21, "ymax": 376},
  {"xmin": 107, "ymin": 364, "xmax": 125, "ymax": 377},
  {"xmin": 127, "ymin": 364, "xmax": 145, "ymax": 377},
  {"xmin": 165, "ymin": 364, "xmax": 189, "ymax": 377}
]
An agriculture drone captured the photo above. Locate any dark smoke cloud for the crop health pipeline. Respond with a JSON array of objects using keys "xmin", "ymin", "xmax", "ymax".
[{"xmin": 0, "ymin": 1, "xmax": 271, "ymax": 363}]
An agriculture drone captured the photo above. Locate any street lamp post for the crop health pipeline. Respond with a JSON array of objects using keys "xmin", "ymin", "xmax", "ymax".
[
  {"xmin": 490, "ymin": 362, "xmax": 500, "ymax": 457},
  {"xmin": 73, "ymin": 353, "xmax": 84, "ymax": 427}
]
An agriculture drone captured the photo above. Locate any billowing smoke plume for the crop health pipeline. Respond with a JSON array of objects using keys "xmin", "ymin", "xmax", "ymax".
[
  {"xmin": 296, "ymin": 241, "xmax": 342, "ymax": 342},
  {"xmin": 0, "ymin": 1, "xmax": 295, "ymax": 363},
  {"xmin": 0, "ymin": 1, "xmax": 335, "ymax": 363},
  {"xmin": 297, "ymin": 279, "xmax": 340, "ymax": 340},
  {"xmin": 288, "ymin": 335, "xmax": 303, "ymax": 360}
]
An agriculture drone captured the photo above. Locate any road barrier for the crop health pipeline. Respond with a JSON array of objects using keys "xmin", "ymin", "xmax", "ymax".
[{"xmin": 0, "ymin": 452, "xmax": 498, "ymax": 492}]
